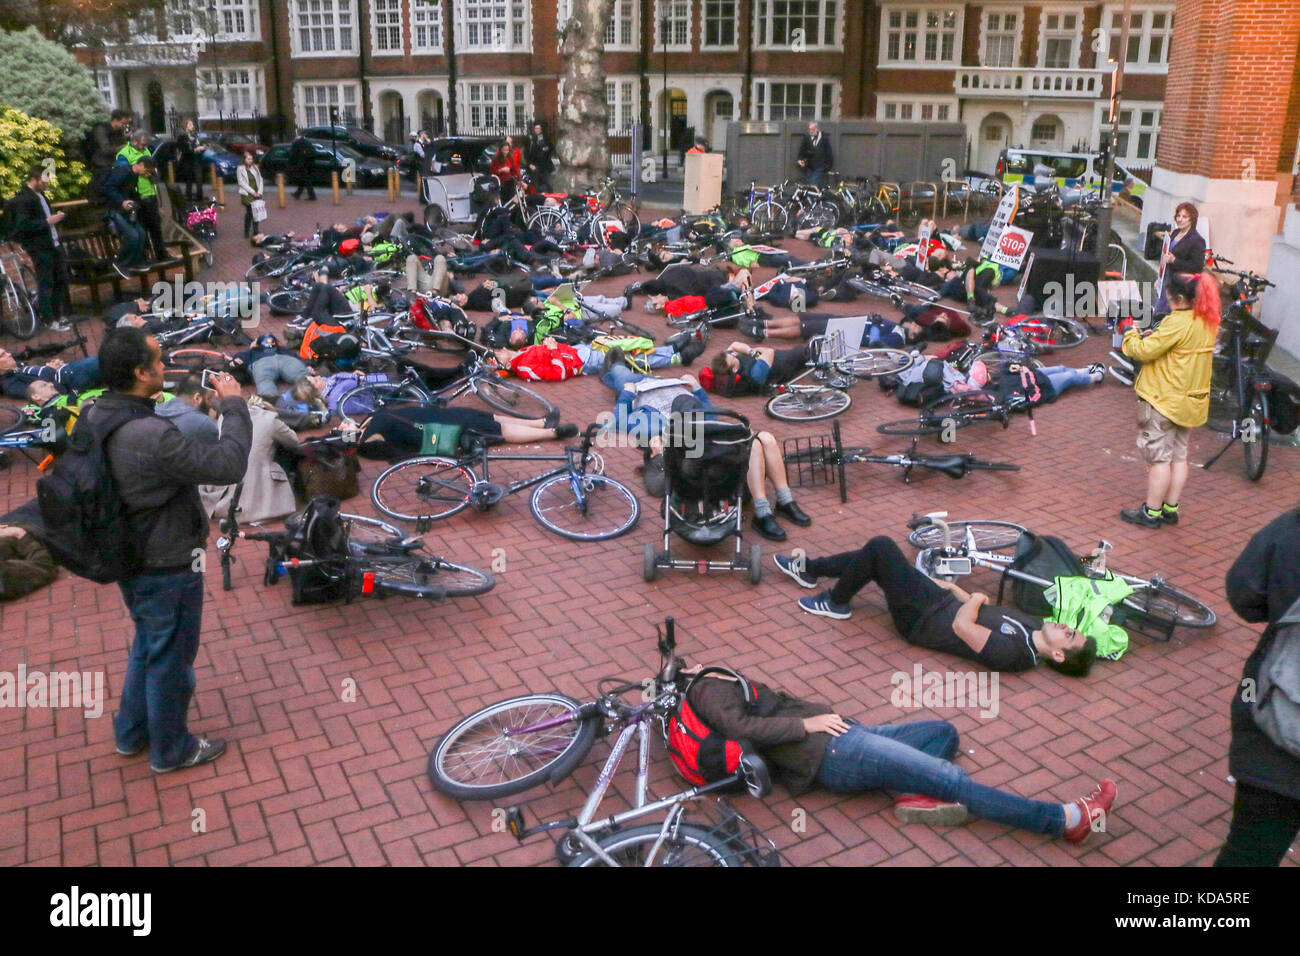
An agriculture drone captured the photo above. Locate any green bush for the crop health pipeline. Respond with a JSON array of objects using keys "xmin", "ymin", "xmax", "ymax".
[
  {"xmin": 0, "ymin": 26, "xmax": 107, "ymax": 147},
  {"xmin": 0, "ymin": 106, "xmax": 90, "ymax": 202}
]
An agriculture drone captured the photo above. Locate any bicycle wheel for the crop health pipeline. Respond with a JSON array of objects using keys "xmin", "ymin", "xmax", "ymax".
[
  {"xmin": 598, "ymin": 200, "xmax": 640, "ymax": 246},
  {"xmin": 1117, "ymin": 577, "xmax": 1217, "ymax": 630},
  {"xmin": 360, "ymin": 555, "xmax": 495, "ymax": 599},
  {"xmin": 862, "ymin": 196, "xmax": 890, "ymax": 223},
  {"xmin": 798, "ymin": 201, "xmax": 840, "ymax": 233},
  {"xmin": 429, "ymin": 693, "xmax": 599, "ymax": 801},
  {"xmin": 371, "ymin": 456, "xmax": 475, "ymax": 523},
  {"xmin": 245, "ymin": 254, "xmax": 293, "ymax": 281},
  {"xmin": 163, "ymin": 347, "xmax": 230, "ymax": 372},
  {"xmin": 530, "ymin": 473, "xmax": 640, "ymax": 541},
  {"xmin": 341, "ymin": 513, "xmax": 406, "ymax": 547},
  {"xmin": 765, "ymin": 387, "xmax": 852, "ymax": 422},
  {"xmin": 0, "ymin": 404, "xmax": 23, "ymax": 435},
  {"xmin": 1243, "ymin": 390, "xmax": 1269, "ymax": 481},
  {"xmin": 337, "ymin": 381, "xmax": 432, "ymax": 427},
  {"xmin": 883, "ymin": 391, "xmax": 1004, "ymax": 435},
  {"xmin": 3, "ymin": 265, "xmax": 40, "ymax": 339},
  {"xmin": 569, "ymin": 822, "xmax": 742, "ymax": 867},
  {"xmin": 472, "ymin": 377, "xmax": 556, "ymax": 421},
  {"xmin": 1012, "ymin": 316, "xmax": 1089, "ymax": 349},
  {"xmin": 267, "ymin": 289, "xmax": 311, "ymax": 316},
  {"xmin": 837, "ymin": 349, "xmax": 915, "ymax": 379},
  {"xmin": 906, "ymin": 519, "xmax": 1028, "ymax": 552},
  {"xmin": 528, "ymin": 207, "xmax": 572, "ymax": 244}
]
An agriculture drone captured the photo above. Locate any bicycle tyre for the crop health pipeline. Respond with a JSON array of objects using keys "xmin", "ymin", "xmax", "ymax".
[
  {"xmin": 2, "ymin": 265, "xmax": 40, "ymax": 339},
  {"xmin": 906, "ymin": 519, "xmax": 1028, "ymax": 552},
  {"xmin": 1118, "ymin": 577, "xmax": 1217, "ymax": 630},
  {"xmin": 765, "ymin": 388, "xmax": 852, "ymax": 422},
  {"xmin": 1244, "ymin": 390, "xmax": 1269, "ymax": 482},
  {"xmin": 424, "ymin": 203, "xmax": 448, "ymax": 231},
  {"xmin": 245, "ymin": 254, "xmax": 294, "ymax": 281},
  {"xmin": 530, "ymin": 473, "xmax": 640, "ymax": 541},
  {"xmin": 267, "ymin": 289, "xmax": 311, "ymax": 316},
  {"xmin": 1013, "ymin": 316, "xmax": 1089, "ymax": 350},
  {"xmin": 371, "ymin": 456, "xmax": 475, "ymax": 523},
  {"xmin": 429, "ymin": 693, "xmax": 599, "ymax": 801},
  {"xmin": 837, "ymin": 348, "xmax": 915, "ymax": 379},
  {"xmin": 361, "ymin": 555, "xmax": 495, "ymax": 599},
  {"xmin": 569, "ymin": 822, "xmax": 743, "ymax": 867},
  {"xmin": 527, "ymin": 207, "xmax": 572, "ymax": 244},
  {"xmin": 337, "ymin": 381, "xmax": 432, "ymax": 427},
  {"xmin": 861, "ymin": 196, "xmax": 890, "ymax": 223},
  {"xmin": 798, "ymin": 201, "xmax": 839, "ymax": 233},
  {"xmin": 0, "ymin": 404, "xmax": 23, "ymax": 435},
  {"xmin": 341, "ymin": 513, "xmax": 406, "ymax": 547},
  {"xmin": 597, "ymin": 200, "xmax": 640, "ymax": 247},
  {"xmin": 163, "ymin": 347, "xmax": 230, "ymax": 372},
  {"xmin": 472, "ymin": 377, "xmax": 557, "ymax": 421}
]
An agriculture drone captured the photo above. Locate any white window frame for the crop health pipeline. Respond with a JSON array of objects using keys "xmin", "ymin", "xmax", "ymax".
[
  {"xmin": 876, "ymin": 94, "xmax": 958, "ymax": 123},
  {"xmin": 754, "ymin": 0, "xmax": 842, "ymax": 51},
  {"xmin": 878, "ymin": 5, "xmax": 963, "ymax": 68},
  {"xmin": 605, "ymin": 76, "xmax": 639, "ymax": 133},
  {"xmin": 1095, "ymin": 101, "xmax": 1162, "ymax": 165},
  {"xmin": 166, "ymin": 0, "xmax": 195, "ymax": 41},
  {"xmin": 1037, "ymin": 7, "xmax": 1083, "ymax": 70},
  {"xmin": 95, "ymin": 70, "xmax": 118, "ymax": 109},
  {"xmin": 978, "ymin": 7, "xmax": 1022, "ymax": 68},
  {"xmin": 197, "ymin": 65, "xmax": 266, "ymax": 118},
  {"xmin": 701, "ymin": 0, "xmax": 738, "ymax": 50},
  {"xmin": 456, "ymin": 0, "xmax": 531, "ymax": 52},
  {"xmin": 557, "ymin": 0, "xmax": 637, "ymax": 50},
  {"xmin": 1101, "ymin": 4, "xmax": 1175, "ymax": 73},
  {"xmin": 653, "ymin": 0, "xmax": 692, "ymax": 52},
  {"xmin": 752, "ymin": 78, "xmax": 839, "ymax": 122},
  {"xmin": 296, "ymin": 81, "xmax": 360, "ymax": 126},
  {"xmin": 289, "ymin": 0, "xmax": 357, "ymax": 57},
  {"xmin": 214, "ymin": 0, "xmax": 260, "ymax": 41},
  {"xmin": 410, "ymin": 0, "xmax": 444, "ymax": 53},
  {"xmin": 459, "ymin": 80, "xmax": 531, "ymax": 133},
  {"xmin": 370, "ymin": 0, "xmax": 404, "ymax": 56}
]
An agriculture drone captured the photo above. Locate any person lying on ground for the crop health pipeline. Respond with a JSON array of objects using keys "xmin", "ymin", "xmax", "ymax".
[
  {"xmin": 682, "ymin": 664, "xmax": 1116, "ymax": 841},
  {"xmin": 703, "ymin": 341, "xmax": 811, "ymax": 397},
  {"xmin": 354, "ymin": 403, "xmax": 576, "ymax": 459},
  {"xmin": 773, "ymin": 535, "xmax": 1098, "ymax": 676},
  {"xmin": 493, "ymin": 334, "xmax": 703, "ymax": 381},
  {"xmin": 0, "ymin": 349, "xmax": 101, "ymax": 399},
  {"xmin": 0, "ymin": 502, "xmax": 58, "ymax": 602}
]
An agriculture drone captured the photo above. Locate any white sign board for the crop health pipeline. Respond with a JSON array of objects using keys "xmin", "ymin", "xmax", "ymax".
[
  {"xmin": 916, "ymin": 221, "xmax": 932, "ymax": 270},
  {"xmin": 980, "ymin": 185, "xmax": 1020, "ymax": 260},
  {"xmin": 989, "ymin": 225, "xmax": 1035, "ymax": 270}
]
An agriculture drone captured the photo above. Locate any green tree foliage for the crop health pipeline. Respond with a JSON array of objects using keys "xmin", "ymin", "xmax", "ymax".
[
  {"xmin": 0, "ymin": 106, "xmax": 90, "ymax": 202},
  {"xmin": 0, "ymin": 26, "xmax": 109, "ymax": 146}
]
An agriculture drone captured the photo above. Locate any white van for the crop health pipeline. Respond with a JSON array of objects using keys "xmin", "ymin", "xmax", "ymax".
[{"xmin": 996, "ymin": 148, "xmax": 1146, "ymax": 207}]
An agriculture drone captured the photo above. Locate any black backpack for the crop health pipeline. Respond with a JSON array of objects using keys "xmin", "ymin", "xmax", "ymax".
[
  {"xmin": 999, "ymin": 532, "xmax": 1086, "ymax": 616},
  {"xmin": 34, "ymin": 400, "xmax": 160, "ymax": 583}
]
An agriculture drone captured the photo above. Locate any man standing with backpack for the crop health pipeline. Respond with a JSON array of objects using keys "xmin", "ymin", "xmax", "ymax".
[
  {"xmin": 85, "ymin": 109, "xmax": 132, "ymax": 204},
  {"xmin": 75, "ymin": 328, "xmax": 251, "ymax": 773}
]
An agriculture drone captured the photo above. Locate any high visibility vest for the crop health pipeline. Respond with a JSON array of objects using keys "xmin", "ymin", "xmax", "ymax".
[
  {"xmin": 116, "ymin": 144, "xmax": 157, "ymax": 198},
  {"xmin": 300, "ymin": 321, "xmax": 346, "ymax": 360}
]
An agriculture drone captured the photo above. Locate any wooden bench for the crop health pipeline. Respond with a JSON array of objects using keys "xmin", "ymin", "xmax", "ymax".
[{"xmin": 62, "ymin": 220, "xmax": 193, "ymax": 310}]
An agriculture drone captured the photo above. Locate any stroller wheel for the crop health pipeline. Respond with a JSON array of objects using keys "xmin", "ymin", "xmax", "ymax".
[
  {"xmin": 748, "ymin": 544, "xmax": 763, "ymax": 585},
  {"xmin": 643, "ymin": 541, "xmax": 659, "ymax": 582}
]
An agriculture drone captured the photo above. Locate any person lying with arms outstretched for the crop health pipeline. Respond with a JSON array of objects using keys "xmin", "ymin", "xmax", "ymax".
[
  {"xmin": 774, "ymin": 535, "xmax": 1097, "ymax": 676},
  {"xmin": 683, "ymin": 666, "xmax": 1116, "ymax": 840}
]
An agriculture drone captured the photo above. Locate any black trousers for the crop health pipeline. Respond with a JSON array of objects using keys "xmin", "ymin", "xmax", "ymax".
[
  {"xmin": 1214, "ymin": 782, "xmax": 1300, "ymax": 866},
  {"xmin": 137, "ymin": 195, "xmax": 167, "ymax": 261},
  {"xmin": 807, "ymin": 536, "xmax": 945, "ymax": 626},
  {"xmin": 183, "ymin": 155, "xmax": 203, "ymax": 199},
  {"xmin": 29, "ymin": 246, "xmax": 69, "ymax": 322},
  {"xmin": 292, "ymin": 168, "xmax": 316, "ymax": 199}
]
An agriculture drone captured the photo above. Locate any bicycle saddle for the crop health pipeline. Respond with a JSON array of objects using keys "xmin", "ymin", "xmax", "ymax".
[{"xmin": 915, "ymin": 454, "xmax": 973, "ymax": 479}]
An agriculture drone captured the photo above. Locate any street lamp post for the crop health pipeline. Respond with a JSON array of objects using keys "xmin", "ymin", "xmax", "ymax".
[
  {"xmin": 661, "ymin": 16, "xmax": 669, "ymax": 179},
  {"xmin": 1095, "ymin": 0, "xmax": 1133, "ymax": 284}
]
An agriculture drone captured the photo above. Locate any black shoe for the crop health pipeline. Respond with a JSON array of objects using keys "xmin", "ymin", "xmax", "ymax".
[
  {"xmin": 554, "ymin": 423, "xmax": 578, "ymax": 439},
  {"xmin": 543, "ymin": 409, "xmax": 560, "ymax": 429},
  {"xmin": 1120, "ymin": 506, "xmax": 1163, "ymax": 529},
  {"xmin": 676, "ymin": 335, "xmax": 706, "ymax": 366},
  {"xmin": 739, "ymin": 316, "xmax": 765, "ymax": 342},
  {"xmin": 151, "ymin": 736, "xmax": 226, "ymax": 774},
  {"xmin": 1161, "ymin": 508, "xmax": 1179, "ymax": 526},
  {"xmin": 643, "ymin": 453, "xmax": 666, "ymax": 497},
  {"xmin": 775, "ymin": 500, "xmax": 812, "ymax": 527},
  {"xmin": 622, "ymin": 282, "xmax": 642, "ymax": 305},
  {"xmin": 753, "ymin": 513, "xmax": 787, "ymax": 541}
]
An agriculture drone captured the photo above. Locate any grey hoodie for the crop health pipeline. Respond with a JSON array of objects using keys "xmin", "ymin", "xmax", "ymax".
[{"xmin": 156, "ymin": 396, "xmax": 219, "ymax": 443}]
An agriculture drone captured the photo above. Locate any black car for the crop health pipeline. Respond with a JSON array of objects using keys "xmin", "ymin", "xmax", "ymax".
[
  {"xmin": 300, "ymin": 124, "xmax": 402, "ymax": 163},
  {"xmin": 261, "ymin": 140, "xmax": 393, "ymax": 186}
]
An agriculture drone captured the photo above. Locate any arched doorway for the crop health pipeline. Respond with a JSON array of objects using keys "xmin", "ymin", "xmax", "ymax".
[
  {"xmin": 417, "ymin": 90, "xmax": 444, "ymax": 136},
  {"xmin": 146, "ymin": 80, "xmax": 166, "ymax": 135},
  {"xmin": 378, "ymin": 90, "xmax": 405, "ymax": 143},
  {"xmin": 657, "ymin": 88, "xmax": 688, "ymax": 153},
  {"xmin": 976, "ymin": 111, "xmax": 1012, "ymax": 175},
  {"xmin": 704, "ymin": 90, "xmax": 734, "ymax": 152},
  {"xmin": 1029, "ymin": 114, "xmax": 1063, "ymax": 150}
]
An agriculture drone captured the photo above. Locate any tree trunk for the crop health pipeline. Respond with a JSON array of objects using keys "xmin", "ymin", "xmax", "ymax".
[{"xmin": 555, "ymin": 0, "xmax": 613, "ymax": 194}]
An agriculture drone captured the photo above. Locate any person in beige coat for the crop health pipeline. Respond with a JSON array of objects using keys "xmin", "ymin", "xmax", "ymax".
[
  {"xmin": 201, "ymin": 397, "xmax": 301, "ymax": 522},
  {"xmin": 237, "ymin": 152, "xmax": 266, "ymax": 238}
]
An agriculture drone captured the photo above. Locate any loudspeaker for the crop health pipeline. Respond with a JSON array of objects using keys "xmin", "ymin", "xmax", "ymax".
[{"xmin": 1023, "ymin": 245, "xmax": 1102, "ymax": 304}]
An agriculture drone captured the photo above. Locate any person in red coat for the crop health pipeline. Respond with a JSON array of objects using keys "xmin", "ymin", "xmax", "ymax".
[{"xmin": 490, "ymin": 141, "xmax": 522, "ymax": 201}]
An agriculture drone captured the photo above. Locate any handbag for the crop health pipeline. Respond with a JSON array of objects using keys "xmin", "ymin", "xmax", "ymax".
[
  {"xmin": 250, "ymin": 198, "xmax": 268, "ymax": 223},
  {"xmin": 419, "ymin": 422, "xmax": 464, "ymax": 456}
]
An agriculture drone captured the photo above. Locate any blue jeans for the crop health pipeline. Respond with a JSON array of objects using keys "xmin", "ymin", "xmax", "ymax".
[
  {"xmin": 114, "ymin": 571, "xmax": 206, "ymax": 769},
  {"xmin": 601, "ymin": 366, "xmax": 711, "ymax": 441},
  {"xmin": 250, "ymin": 353, "xmax": 310, "ymax": 396},
  {"xmin": 815, "ymin": 720, "xmax": 1066, "ymax": 836},
  {"xmin": 107, "ymin": 210, "xmax": 146, "ymax": 267},
  {"xmin": 1039, "ymin": 365, "xmax": 1093, "ymax": 396},
  {"xmin": 60, "ymin": 356, "xmax": 102, "ymax": 391}
]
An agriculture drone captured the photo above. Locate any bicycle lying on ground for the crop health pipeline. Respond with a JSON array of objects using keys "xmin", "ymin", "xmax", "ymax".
[
  {"xmin": 764, "ymin": 332, "xmax": 915, "ymax": 423},
  {"xmin": 371, "ymin": 423, "xmax": 639, "ymax": 541},
  {"xmin": 904, "ymin": 512, "xmax": 1216, "ymax": 639},
  {"xmin": 876, "ymin": 387, "xmax": 1033, "ymax": 438},
  {"xmin": 783, "ymin": 420, "xmax": 1020, "ymax": 497},
  {"xmin": 428, "ymin": 617, "xmax": 782, "ymax": 866}
]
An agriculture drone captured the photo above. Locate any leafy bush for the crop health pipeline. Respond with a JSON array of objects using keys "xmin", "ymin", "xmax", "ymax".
[
  {"xmin": 0, "ymin": 26, "xmax": 107, "ymax": 147},
  {"xmin": 0, "ymin": 106, "xmax": 90, "ymax": 203}
]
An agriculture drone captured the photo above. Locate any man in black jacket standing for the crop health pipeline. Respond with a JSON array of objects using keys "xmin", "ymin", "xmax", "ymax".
[
  {"xmin": 6, "ymin": 164, "xmax": 70, "ymax": 330},
  {"xmin": 524, "ymin": 123, "xmax": 555, "ymax": 193},
  {"xmin": 86, "ymin": 109, "xmax": 132, "ymax": 204},
  {"xmin": 90, "ymin": 327, "xmax": 252, "ymax": 773},
  {"xmin": 289, "ymin": 131, "xmax": 317, "ymax": 200},
  {"xmin": 796, "ymin": 122, "xmax": 833, "ymax": 187},
  {"xmin": 1217, "ymin": 506, "xmax": 1300, "ymax": 865}
]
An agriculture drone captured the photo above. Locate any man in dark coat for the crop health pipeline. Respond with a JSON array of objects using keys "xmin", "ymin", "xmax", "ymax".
[
  {"xmin": 5, "ymin": 164, "xmax": 70, "ymax": 329},
  {"xmin": 289, "ymin": 132, "xmax": 317, "ymax": 200},
  {"xmin": 524, "ymin": 123, "xmax": 555, "ymax": 192},
  {"xmin": 796, "ymin": 121, "xmax": 833, "ymax": 187}
]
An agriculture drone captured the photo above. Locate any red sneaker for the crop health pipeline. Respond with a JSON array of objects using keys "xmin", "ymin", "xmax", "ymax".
[
  {"xmin": 1063, "ymin": 779, "xmax": 1118, "ymax": 844},
  {"xmin": 893, "ymin": 794, "xmax": 969, "ymax": 826}
]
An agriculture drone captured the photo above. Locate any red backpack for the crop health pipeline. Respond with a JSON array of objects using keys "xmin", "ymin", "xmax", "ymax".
[{"xmin": 666, "ymin": 668, "xmax": 756, "ymax": 785}]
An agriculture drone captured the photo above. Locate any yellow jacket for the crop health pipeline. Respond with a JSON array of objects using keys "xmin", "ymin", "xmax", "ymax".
[{"xmin": 1121, "ymin": 308, "xmax": 1216, "ymax": 427}]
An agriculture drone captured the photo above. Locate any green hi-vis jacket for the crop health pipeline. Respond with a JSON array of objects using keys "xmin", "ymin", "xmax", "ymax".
[{"xmin": 1043, "ymin": 573, "xmax": 1136, "ymax": 661}]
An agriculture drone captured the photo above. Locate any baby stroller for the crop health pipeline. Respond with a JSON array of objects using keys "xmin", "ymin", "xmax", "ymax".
[{"xmin": 643, "ymin": 408, "xmax": 762, "ymax": 584}]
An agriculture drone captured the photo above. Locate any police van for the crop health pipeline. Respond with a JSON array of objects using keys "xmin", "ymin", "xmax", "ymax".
[{"xmin": 996, "ymin": 147, "xmax": 1147, "ymax": 207}]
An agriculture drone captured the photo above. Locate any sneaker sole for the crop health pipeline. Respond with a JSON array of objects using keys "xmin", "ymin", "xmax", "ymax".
[
  {"xmin": 151, "ymin": 743, "xmax": 227, "ymax": 774},
  {"xmin": 1120, "ymin": 512, "xmax": 1163, "ymax": 529},
  {"xmin": 894, "ymin": 803, "xmax": 969, "ymax": 826},
  {"xmin": 773, "ymin": 554, "xmax": 818, "ymax": 589},
  {"xmin": 798, "ymin": 600, "xmax": 850, "ymax": 620}
]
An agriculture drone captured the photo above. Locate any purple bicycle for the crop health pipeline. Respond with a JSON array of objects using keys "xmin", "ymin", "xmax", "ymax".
[{"xmin": 428, "ymin": 617, "xmax": 783, "ymax": 866}]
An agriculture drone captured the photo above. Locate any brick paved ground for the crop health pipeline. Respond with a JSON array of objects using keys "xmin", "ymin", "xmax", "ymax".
[{"xmin": 1, "ymin": 186, "xmax": 1296, "ymax": 867}]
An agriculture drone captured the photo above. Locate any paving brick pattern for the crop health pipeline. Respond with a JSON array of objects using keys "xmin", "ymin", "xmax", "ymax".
[{"xmin": 1, "ymin": 187, "xmax": 1296, "ymax": 867}]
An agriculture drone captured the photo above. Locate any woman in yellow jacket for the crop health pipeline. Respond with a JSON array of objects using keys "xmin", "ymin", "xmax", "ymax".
[{"xmin": 1117, "ymin": 271, "xmax": 1220, "ymax": 528}]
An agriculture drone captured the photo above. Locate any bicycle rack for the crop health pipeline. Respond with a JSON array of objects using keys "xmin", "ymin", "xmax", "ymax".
[
  {"xmin": 942, "ymin": 180, "xmax": 971, "ymax": 222},
  {"xmin": 904, "ymin": 181, "xmax": 939, "ymax": 223}
]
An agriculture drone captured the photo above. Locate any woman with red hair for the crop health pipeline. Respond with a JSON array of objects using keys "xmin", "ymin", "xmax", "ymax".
[
  {"xmin": 1116, "ymin": 271, "xmax": 1220, "ymax": 528},
  {"xmin": 1153, "ymin": 202, "xmax": 1206, "ymax": 316}
]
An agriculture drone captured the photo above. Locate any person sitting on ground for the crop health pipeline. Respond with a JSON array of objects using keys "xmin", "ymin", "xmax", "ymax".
[
  {"xmin": 156, "ymin": 374, "xmax": 219, "ymax": 442},
  {"xmin": 774, "ymin": 535, "xmax": 1098, "ymax": 676},
  {"xmin": 681, "ymin": 664, "xmax": 1116, "ymax": 841},
  {"xmin": 0, "ymin": 502, "xmax": 59, "ymax": 602}
]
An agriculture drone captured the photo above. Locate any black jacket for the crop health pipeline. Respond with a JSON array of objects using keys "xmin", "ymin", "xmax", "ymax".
[
  {"xmin": 1167, "ymin": 228, "xmax": 1207, "ymax": 276},
  {"xmin": 797, "ymin": 133, "xmax": 833, "ymax": 173},
  {"xmin": 101, "ymin": 164, "xmax": 141, "ymax": 207},
  {"xmin": 288, "ymin": 137, "xmax": 315, "ymax": 171},
  {"xmin": 89, "ymin": 121, "xmax": 126, "ymax": 171},
  {"xmin": 1225, "ymin": 508, "xmax": 1300, "ymax": 801},
  {"xmin": 91, "ymin": 392, "xmax": 252, "ymax": 571},
  {"xmin": 6, "ymin": 186, "xmax": 59, "ymax": 254},
  {"xmin": 524, "ymin": 135, "xmax": 554, "ymax": 174}
]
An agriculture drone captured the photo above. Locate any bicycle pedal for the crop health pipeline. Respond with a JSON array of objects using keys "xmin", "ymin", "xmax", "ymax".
[{"xmin": 504, "ymin": 806, "xmax": 527, "ymax": 840}]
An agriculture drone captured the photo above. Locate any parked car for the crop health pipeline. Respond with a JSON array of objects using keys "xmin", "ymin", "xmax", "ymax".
[
  {"xmin": 260, "ymin": 139, "xmax": 393, "ymax": 187},
  {"xmin": 197, "ymin": 130, "xmax": 267, "ymax": 161},
  {"xmin": 149, "ymin": 136, "xmax": 240, "ymax": 183},
  {"xmin": 996, "ymin": 147, "xmax": 1146, "ymax": 208},
  {"xmin": 300, "ymin": 124, "xmax": 402, "ymax": 163}
]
